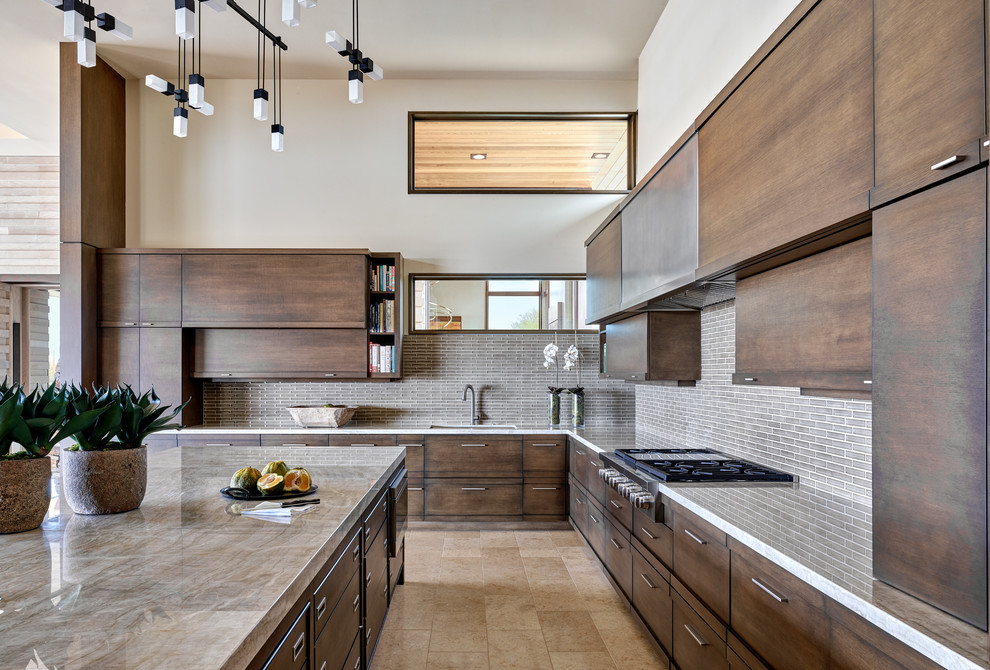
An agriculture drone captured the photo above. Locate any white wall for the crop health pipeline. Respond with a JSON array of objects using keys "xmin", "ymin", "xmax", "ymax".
[
  {"xmin": 126, "ymin": 78, "xmax": 636, "ymax": 273},
  {"xmin": 637, "ymin": 0, "xmax": 802, "ymax": 177}
]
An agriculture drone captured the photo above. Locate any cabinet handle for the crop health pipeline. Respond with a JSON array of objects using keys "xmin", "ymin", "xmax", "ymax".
[
  {"xmin": 609, "ymin": 500, "xmax": 622, "ymax": 509},
  {"xmin": 205, "ymin": 443, "xmax": 231, "ymax": 446},
  {"xmin": 610, "ymin": 538, "xmax": 622, "ymax": 549},
  {"xmin": 366, "ymin": 571, "xmax": 372, "ymax": 585},
  {"xmin": 400, "ymin": 444, "xmax": 424, "ymax": 447},
  {"xmin": 352, "ymin": 443, "xmax": 375, "ymax": 447},
  {"xmin": 365, "ymin": 527, "xmax": 371, "ymax": 539},
  {"xmin": 316, "ymin": 595, "xmax": 327, "ymax": 618},
  {"xmin": 141, "ymin": 322, "xmax": 154, "ymax": 326},
  {"xmin": 863, "ymin": 380, "xmax": 872, "ymax": 385},
  {"xmin": 931, "ymin": 154, "xmax": 964, "ymax": 170},
  {"xmin": 743, "ymin": 377, "xmax": 757, "ymax": 382},
  {"xmin": 283, "ymin": 443, "xmax": 308, "ymax": 447},
  {"xmin": 353, "ymin": 544, "xmax": 360, "ymax": 561},
  {"xmin": 354, "ymin": 656, "xmax": 361, "ymax": 670},
  {"xmin": 751, "ymin": 577, "xmax": 788, "ymax": 603},
  {"xmin": 683, "ymin": 529, "xmax": 707, "ymax": 545},
  {"xmin": 532, "ymin": 443, "xmax": 559, "ymax": 447},
  {"xmin": 589, "ymin": 514, "xmax": 600, "ymax": 524},
  {"xmin": 353, "ymin": 594, "xmax": 360, "ymax": 611},
  {"xmin": 324, "ymin": 373, "xmax": 336, "ymax": 377},
  {"xmin": 461, "ymin": 443, "xmax": 487, "ymax": 447},
  {"xmin": 219, "ymin": 373, "xmax": 232, "ymax": 377},
  {"xmin": 384, "ymin": 583, "xmax": 388, "ymax": 596},
  {"xmin": 575, "ymin": 498, "xmax": 584, "ymax": 506},
  {"xmin": 366, "ymin": 628, "xmax": 372, "ymax": 641},
  {"xmin": 320, "ymin": 662, "xmax": 327, "ymax": 670},
  {"xmin": 532, "ymin": 487, "xmax": 558, "ymax": 491},
  {"xmin": 640, "ymin": 573, "xmax": 658, "ymax": 589},
  {"xmin": 684, "ymin": 624, "xmax": 710, "ymax": 647},
  {"xmin": 461, "ymin": 487, "xmax": 487, "ymax": 491},
  {"xmin": 409, "ymin": 487, "xmax": 423, "ymax": 491},
  {"xmin": 984, "ymin": 139, "xmax": 989, "ymax": 147},
  {"xmin": 292, "ymin": 631, "xmax": 305, "ymax": 661},
  {"xmin": 124, "ymin": 322, "xmax": 137, "ymax": 326},
  {"xmin": 575, "ymin": 449, "xmax": 585, "ymax": 456},
  {"xmin": 640, "ymin": 528, "xmax": 657, "ymax": 540}
]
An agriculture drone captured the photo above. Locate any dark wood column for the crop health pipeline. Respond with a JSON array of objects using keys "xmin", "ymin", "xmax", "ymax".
[{"xmin": 59, "ymin": 43, "xmax": 126, "ymax": 386}]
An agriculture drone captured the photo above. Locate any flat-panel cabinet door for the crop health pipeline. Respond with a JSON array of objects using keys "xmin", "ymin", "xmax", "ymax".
[
  {"xmin": 697, "ymin": 0, "xmax": 872, "ymax": 277},
  {"xmin": 872, "ymin": 0, "xmax": 986, "ymax": 206},
  {"xmin": 872, "ymin": 168, "xmax": 988, "ymax": 629},
  {"xmin": 97, "ymin": 327, "xmax": 139, "ymax": 389},
  {"xmin": 193, "ymin": 329, "xmax": 368, "ymax": 379},
  {"xmin": 621, "ymin": 134, "xmax": 698, "ymax": 309},
  {"xmin": 138, "ymin": 255, "xmax": 181, "ymax": 326},
  {"xmin": 585, "ymin": 215, "xmax": 622, "ymax": 323},
  {"xmin": 139, "ymin": 328, "xmax": 184, "ymax": 410},
  {"xmin": 98, "ymin": 255, "xmax": 139, "ymax": 325},
  {"xmin": 603, "ymin": 313, "xmax": 649, "ymax": 379}
]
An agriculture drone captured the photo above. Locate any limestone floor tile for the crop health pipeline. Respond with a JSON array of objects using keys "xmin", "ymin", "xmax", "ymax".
[
  {"xmin": 369, "ymin": 628, "xmax": 431, "ymax": 670},
  {"xmin": 485, "ymin": 593, "xmax": 541, "ymax": 630},
  {"xmin": 537, "ymin": 611, "xmax": 608, "ymax": 653},
  {"xmin": 428, "ymin": 626, "xmax": 489, "ymax": 653},
  {"xmin": 547, "ymin": 651, "xmax": 618, "ymax": 670},
  {"xmin": 426, "ymin": 651, "xmax": 490, "ymax": 669},
  {"xmin": 522, "ymin": 556, "xmax": 573, "ymax": 582},
  {"xmin": 443, "ymin": 537, "xmax": 483, "ymax": 558},
  {"xmin": 487, "ymin": 629, "xmax": 554, "ymax": 670},
  {"xmin": 481, "ymin": 530, "xmax": 519, "ymax": 547},
  {"xmin": 530, "ymin": 581, "xmax": 589, "ymax": 612},
  {"xmin": 410, "ymin": 531, "xmax": 448, "ymax": 550},
  {"xmin": 444, "ymin": 530, "xmax": 482, "ymax": 540},
  {"xmin": 434, "ymin": 584, "xmax": 487, "ymax": 613},
  {"xmin": 386, "ymin": 588, "xmax": 437, "ymax": 631},
  {"xmin": 548, "ymin": 530, "xmax": 585, "ymax": 547}
]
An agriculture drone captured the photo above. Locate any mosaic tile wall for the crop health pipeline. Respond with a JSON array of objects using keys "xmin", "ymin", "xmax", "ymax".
[
  {"xmin": 635, "ymin": 301, "xmax": 873, "ymax": 506},
  {"xmin": 203, "ymin": 332, "xmax": 635, "ymax": 429}
]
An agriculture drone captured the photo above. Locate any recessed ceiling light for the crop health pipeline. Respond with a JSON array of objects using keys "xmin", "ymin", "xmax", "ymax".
[
  {"xmin": 470, "ymin": 153, "xmax": 487, "ymax": 160},
  {"xmin": 591, "ymin": 152, "xmax": 609, "ymax": 159}
]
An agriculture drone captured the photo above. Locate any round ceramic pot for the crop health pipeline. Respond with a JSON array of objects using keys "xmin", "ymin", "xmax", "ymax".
[
  {"xmin": 61, "ymin": 446, "xmax": 147, "ymax": 515},
  {"xmin": 0, "ymin": 456, "xmax": 52, "ymax": 533}
]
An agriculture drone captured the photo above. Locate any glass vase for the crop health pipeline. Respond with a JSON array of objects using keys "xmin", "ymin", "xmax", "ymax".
[
  {"xmin": 571, "ymin": 392, "xmax": 585, "ymax": 428},
  {"xmin": 547, "ymin": 391, "xmax": 560, "ymax": 427}
]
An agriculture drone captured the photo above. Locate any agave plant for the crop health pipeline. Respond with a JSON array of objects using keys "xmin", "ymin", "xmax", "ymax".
[
  {"xmin": 65, "ymin": 384, "xmax": 125, "ymax": 451},
  {"xmin": 0, "ymin": 381, "xmax": 108, "ymax": 460},
  {"xmin": 115, "ymin": 387, "xmax": 188, "ymax": 449},
  {"xmin": 0, "ymin": 378, "xmax": 25, "ymax": 458}
]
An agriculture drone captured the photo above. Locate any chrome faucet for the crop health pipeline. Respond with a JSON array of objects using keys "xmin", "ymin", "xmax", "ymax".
[{"xmin": 461, "ymin": 384, "xmax": 478, "ymax": 425}]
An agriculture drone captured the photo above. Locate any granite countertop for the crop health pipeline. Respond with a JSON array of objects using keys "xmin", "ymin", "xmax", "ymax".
[{"xmin": 1, "ymin": 445, "xmax": 405, "ymax": 670}]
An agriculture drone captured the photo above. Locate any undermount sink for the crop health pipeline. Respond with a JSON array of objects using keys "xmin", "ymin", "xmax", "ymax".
[{"xmin": 429, "ymin": 424, "xmax": 518, "ymax": 430}]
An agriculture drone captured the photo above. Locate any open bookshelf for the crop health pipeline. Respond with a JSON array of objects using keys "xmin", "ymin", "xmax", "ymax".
[{"xmin": 368, "ymin": 252, "xmax": 402, "ymax": 378}]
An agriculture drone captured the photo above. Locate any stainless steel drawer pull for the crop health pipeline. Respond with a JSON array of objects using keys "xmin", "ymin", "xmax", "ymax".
[
  {"xmin": 684, "ymin": 624, "xmax": 709, "ymax": 647},
  {"xmin": 354, "ymin": 657, "xmax": 361, "ymax": 670},
  {"xmin": 610, "ymin": 538, "xmax": 622, "ymax": 549},
  {"xmin": 283, "ymin": 443, "xmax": 308, "ymax": 447},
  {"xmin": 984, "ymin": 139, "xmax": 989, "ymax": 147},
  {"xmin": 316, "ymin": 596, "xmax": 327, "ymax": 617},
  {"xmin": 366, "ymin": 571, "xmax": 372, "ymax": 584},
  {"xmin": 141, "ymin": 322, "xmax": 154, "ymax": 326},
  {"xmin": 751, "ymin": 577, "xmax": 788, "ymax": 603},
  {"xmin": 400, "ymin": 444, "xmax": 424, "ymax": 447},
  {"xmin": 384, "ymin": 583, "xmax": 389, "ymax": 596},
  {"xmin": 931, "ymin": 155, "xmax": 964, "ymax": 170},
  {"xmin": 532, "ymin": 487, "xmax": 558, "ymax": 491},
  {"xmin": 609, "ymin": 500, "xmax": 622, "ymax": 509},
  {"xmin": 589, "ymin": 514, "xmax": 600, "ymax": 524},
  {"xmin": 744, "ymin": 377, "xmax": 757, "ymax": 382},
  {"xmin": 320, "ymin": 662, "xmax": 327, "ymax": 670},
  {"xmin": 640, "ymin": 573, "xmax": 658, "ymax": 589},
  {"xmin": 353, "ymin": 544, "xmax": 360, "ymax": 560},
  {"xmin": 461, "ymin": 487, "xmax": 487, "ymax": 491},
  {"xmin": 352, "ymin": 443, "xmax": 375, "ymax": 447},
  {"xmin": 366, "ymin": 628, "xmax": 372, "ymax": 641},
  {"xmin": 684, "ymin": 529, "xmax": 707, "ymax": 545},
  {"xmin": 640, "ymin": 528, "xmax": 657, "ymax": 540},
  {"xmin": 353, "ymin": 594, "xmax": 360, "ymax": 611},
  {"xmin": 461, "ymin": 443, "xmax": 487, "ymax": 447},
  {"xmin": 292, "ymin": 631, "xmax": 305, "ymax": 661},
  {"xmin": 409, "ymin": 487, "xmax": 424, "ymax": 491},
  {"xmin": 574, "ymin": 498, "xmax": 584, "ymax": 506},
  {"xmin": 206, "ymin": 443, "xmax": 231, "ymax": 446},
  {"xmin": 863, "ymin": 380, "xmax": 872, "ymax": 385},
  {"xmin": 324, "ymin": 373, "xmax": 336, "ymax": 377},
  {"xmin": 532, "ymin": 443, "xmax": 559, "ymax": 447},
  {"xmin": 124, "ymin": 322, "xmax": 137, "ymax": 326},
  {"xmin": 219, "ymin": 373, "xmax": 232, "ymax": 377},
  {"xmin": 575, "ymin": 449, "xmax": 585, "ymax": 456}
]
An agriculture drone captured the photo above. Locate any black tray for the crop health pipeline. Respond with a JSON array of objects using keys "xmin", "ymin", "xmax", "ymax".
[{"xmin": 220, "ymin": 485, "xmax": 319, "ymax": 500}]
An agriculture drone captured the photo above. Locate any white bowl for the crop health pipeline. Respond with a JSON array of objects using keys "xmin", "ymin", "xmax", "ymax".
[{"xmin": 286, "ymin": 405, "xmax": 358, "ymax": 428}]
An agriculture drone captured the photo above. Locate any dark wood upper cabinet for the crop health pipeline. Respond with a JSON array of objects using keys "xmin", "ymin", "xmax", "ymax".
[
  {"xmin": 872, "ymin": 0, "xmax": 987, "ymax": 207},
  {"xmin": 621, "ymin": 134, "xmax": 698, "ymax": 310},
  {"xmin": 97, "ymin": 326, "xmax": 139, "ymax": 389},
  {"xmin": 138, "ymin": 254, "xmax": 181, "ymax": 325},
  {"xmin": 181, "ymin": 254, "xmax": 367, "ymax": 328},
  {"xmin": 872, "ymin": 168, "xmax": 987, "ymax": 630},
  {"xmin": 98, "ymin": 254, "xmax": 139, "ymax": 325},
  {"xmin": 192, "ymin": 328, "xmax": 369, "ymax": 379},
  {"xmin": 734, "ymin": 236, "xmax": 872, "ymax": 397},
  {"xmin": 603, "ymin": 312, "xmax": 700, "ymax": 382},
  {"xmin": 99, "ymin": 253, "xmax": 181, "ymax": 327},
  {"xmin": 697, "ymin": 0, "xmax": 872, "ymax": 279},
  {"xmin": 585, "ymin": 214, "xmax": 622, "ymax": 324}
]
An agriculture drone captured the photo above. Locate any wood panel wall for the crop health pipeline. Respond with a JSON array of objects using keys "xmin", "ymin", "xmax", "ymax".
[{"xmin": 0, "ymin": 157, "xmax": 59, "ymax": 278}]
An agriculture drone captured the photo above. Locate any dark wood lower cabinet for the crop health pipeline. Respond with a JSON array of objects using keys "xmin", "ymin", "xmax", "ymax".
[
  {"xmin": 314, "ymin": 571, "xmax": 360, "ymax": 670},
  {"xmin": 672, "ymin": 589, "xmax": 729, "ymax": 670},
  {"xmin": 584, "ymin": 499, "xmax": 607, "ymax": 558},
  {"xmin": 522, "ymin": 479, "xmax": 567, "ymax": 518},
  {"xmin": 632, "ymin": 545, "xmax": 673, "ymax": 655},
  {"xmin": 364, "ymin": 563, "xmax": 388, "ymax": 666},
  {"xmin": 603, "ymin": 517, "xmax": 633, "ymax": 597},
  {"xmin": 672, "ymin": 505, "xmax": 730, "ymax": 624},
  {"xmin": 424, "ymin": 479, "xmax": 523, "ymax": 517},
  {"xmin": 262, "ymin": 603, "xmax": 310, "ymax": 670},
  {"xmin": 342, "ymin": 635, "xmax": 361, "ymax": 670}
]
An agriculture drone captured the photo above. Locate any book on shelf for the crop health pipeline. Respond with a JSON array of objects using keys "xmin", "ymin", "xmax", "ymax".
[
  {"xmin": 370, "ymin": 264, "xmax": 396, "ymax": 292},
  {"xmin": 369, "ymin": 343, "xmax": 395, "ymax": 373},
  {"xmin": 370, "ymin": 299, "xmax": 394, "ymax": 333}
]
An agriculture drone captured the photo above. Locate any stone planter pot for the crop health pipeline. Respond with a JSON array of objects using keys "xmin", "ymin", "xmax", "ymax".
[
  {"xmin": 0, "ymin": 456, "xmax": 52, "ymax": 533},
  {"xmin": 61, "ymin": 446, "xmax": 147, "ymax": 515}
]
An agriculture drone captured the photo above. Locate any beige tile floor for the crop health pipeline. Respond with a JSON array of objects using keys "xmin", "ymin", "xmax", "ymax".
[{"xmin": 371, "ymin": 527, "xmax": 667, "ymax": 670}]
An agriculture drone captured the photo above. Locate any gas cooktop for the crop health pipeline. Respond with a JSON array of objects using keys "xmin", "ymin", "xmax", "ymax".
[{"xmin": 612, "ymin": 448, "xmax": 794, "ymax": 483}]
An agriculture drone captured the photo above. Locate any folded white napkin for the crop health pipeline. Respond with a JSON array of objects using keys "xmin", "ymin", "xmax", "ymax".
[{"xmin": 238, "ymin": 501, "xmax": 316, "ymax": 523}]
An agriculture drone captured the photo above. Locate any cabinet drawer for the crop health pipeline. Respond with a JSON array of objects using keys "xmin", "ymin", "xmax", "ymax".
[
  {"xmin": 313, "ymin": 530, "xmax": 361, "ymax": 639},
  {"xmin": 261, "ymin": 434, "xmax": 330, "ymax": 447},
  {"xmin": 585, "ymin": 499, "xmax": 607, "ymax": 558},
  {"xmin": 603, "ymin": 517, "xmax": 632, "ymax": 597},
  {"xmin": 632, "ymin": 545, "xmax": 673, "ymax": 655},
  {"xmin": 424, "ymin": 435, "xmax": 522, "ymax": 477},
  {"xmin": 569, "ymin": 442, "xmax": 589, "ymax": 483},
  {"xmin": 389, "ymin": 537, "xmax": 404, "ymax": 602},
  {"xmin": 672, "ymin": 590, "xmax": 728, "ymax": 670},
  {"xmin": 178, "ymin": 433, "xmax": 261, "ymax": 447},
  {"xmin": 523, "ymin": 479, "xmax": 567, "ymax": 517},
  {"xmin": 263, "ymin": 603, "xmax": 309, "ymax": 670},
  {"xmin": 632, "ymin": 504, "xmax": 673, "ymax": 568},
  {"xmin": 340, "ymin": 635, "xmax": 361, "ymax": 670},
  {"xmin": 605, "ymin": 484, "xmax": 633, "ymax": 532},
  {"xmin": 729, "ymin": 543, "xmax": 827, "ymax": 670},
  {"xmin": 583, "ymin": 451, "xmax": 607, "ymax": 505},
  {"xmin": 314, "ymin": 571, "xmax": 360, "ymax": 670},
  {"xmin": 672, "ymin": 504, "xmax": 730, "ymax": 624},
  {"xmin": 523, "ymin": 436, "xmax": 566, "ymax": 474},
  {"xmin": 328, "ymin": 434, "xmax": 397, "ymax": 447},
  {"xmin": 363, "ymin": 490, "xmax": 389, "ymax": 552},
  {"xmin": 397, "ymin": 435, "xmax": 424, "ymax": 473},
  {"xmin": 727, "ymin": 632, "xmax": 770, "ymax": 670},
  {"xmin": 366, "ymin": 529, "xmax": 389, "ymax": 602},
  {"xmin": 408, "ymin": 479, "xmax": 424, "ymax": 518},
  {"xmin": 570, "ymin": 480, "xmax": 588, "ymax": 535},
  {"xmin": 425, "ymin": 479, "xmax": 522, "ymax": 516},
  {"xmin": 365, "ymin": 563, "xmax": 389, "ymax": 665}
]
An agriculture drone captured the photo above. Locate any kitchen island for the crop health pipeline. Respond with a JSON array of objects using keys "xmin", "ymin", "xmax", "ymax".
[{"xmin": 0, "ymin": 444, "xmax": 404, "ymax": 670}]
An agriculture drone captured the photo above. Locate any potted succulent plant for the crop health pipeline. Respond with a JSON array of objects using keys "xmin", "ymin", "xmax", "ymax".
[
  {"xmin": 60, "ymin": 386, "xmax": 187, "ymax": 515},
  {"xmin": 0, "ymin": 381, "xmax": 106, "ymax": 533}
]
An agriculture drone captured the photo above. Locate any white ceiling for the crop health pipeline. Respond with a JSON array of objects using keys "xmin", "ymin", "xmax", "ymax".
[{"xmin": 0, "ymin": 0, "xmax": 667, "ymax": 154}]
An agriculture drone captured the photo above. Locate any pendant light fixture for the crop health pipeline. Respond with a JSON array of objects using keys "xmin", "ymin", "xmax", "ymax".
[
  {"xmin": 326, "ymin": 0, "xmax": 383, "ymax": 104},
  {"xmin": 41, "ymin": 0, "xmax": 133, "ymax": 68},
  {"xmin": 254, "ymin": 0, "xmax": 269, "ymax": 121},
  {"xmin": 271, "ymin": 45, "xmax": 284, "ymax": 152}
]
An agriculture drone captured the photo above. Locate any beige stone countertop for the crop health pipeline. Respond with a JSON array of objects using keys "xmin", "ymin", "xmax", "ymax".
[{"xmin": 0, "ymin": 445, "xmax": 404, "ymax": 670}]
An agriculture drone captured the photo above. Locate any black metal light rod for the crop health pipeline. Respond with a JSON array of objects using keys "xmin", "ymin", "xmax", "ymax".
[{"xmin": 227, "ymin": 0, "xmax": 288, "ymax": 51}]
